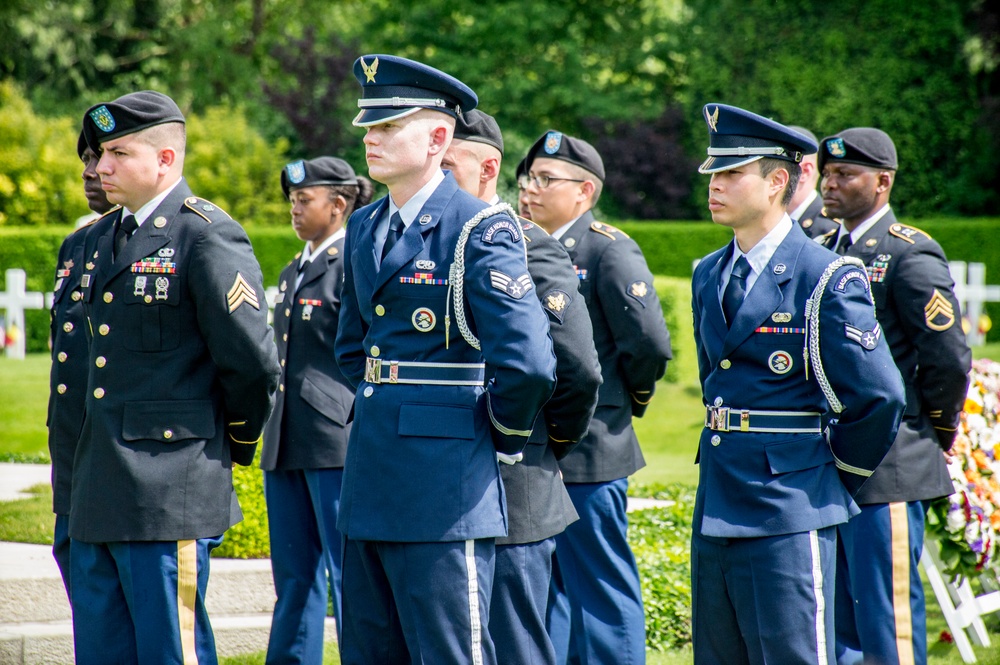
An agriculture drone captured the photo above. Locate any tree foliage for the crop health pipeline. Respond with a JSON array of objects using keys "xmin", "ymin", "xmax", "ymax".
[{"xmin": 0, "ymin": 0, "xmax": 997, "ymax": 219}]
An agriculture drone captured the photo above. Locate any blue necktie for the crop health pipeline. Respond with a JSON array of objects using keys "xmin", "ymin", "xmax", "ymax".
[
  {"xmin": 381, "ymin": 212, "xmax": 405, "ymax": 262},
  {"xmin": 722, "ymin": 256, "xmax": 752, "ymax": 326}
]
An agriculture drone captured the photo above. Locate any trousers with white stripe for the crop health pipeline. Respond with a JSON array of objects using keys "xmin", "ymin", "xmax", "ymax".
[
  {"xmin": 692, "ymin": 527, "xmax": 837, "ymax": 664},
  {"xmin": 339, "ymin": 537, "xmax": 496, "ymax": 664}
]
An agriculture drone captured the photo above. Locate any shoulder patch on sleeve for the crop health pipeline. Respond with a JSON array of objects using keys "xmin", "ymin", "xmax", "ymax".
[
  {"xmin": 489, "ymin": 269, "xmax": 533, "ymax": 299},
  {"xmin": 924, "ymin": 288, "xmax": 956, "ymax": 331},
  {"xmin": 542, "ymin": 289, "xmax": 572, "ymax": 323},
  {"xmin": 481, "ymin": 216, "xmax": 522, "ymax": 244},
  {"xmin": 184, "ymin": 196, "xmax": 231, "ymax": 224},
  {"xmin": 227, "ymin": 272, "xmax": 261, "ymax": 313},
  {"xmin": 590, "ymin": 220, "xmax": 628, "ymax": 240},
  {"xmin": 627, "ymin": 280, "xmax": 650, "ymax": 306},
  {"xmin": 833, "ymin": 269, "xmax": 870, "ymax": 293},
  {"xmin": 888, "ymin": 223, "xmax": 930, "ymax": 244}
]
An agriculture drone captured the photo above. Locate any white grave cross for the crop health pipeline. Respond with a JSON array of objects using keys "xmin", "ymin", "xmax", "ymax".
[
  {"xmin": 0, "ymin": 268, "xmax": 46, "ymax": 360},
  {"xmin": 949, "ymin": 262, "xmax": 1000, "ymax": 346}
]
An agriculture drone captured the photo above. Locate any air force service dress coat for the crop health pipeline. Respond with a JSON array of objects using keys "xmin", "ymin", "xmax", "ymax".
[
  {"xmin": 691, "ymin": 223, "xmax": 905, "ymax": 539},
  {"xmin": 821, "ymin": 211, "xmax": 971, "ymax": 504},
  {"xmin": 499, "ymin": 220, "xmax": 600, "ymax": 547},
  {"xmin": 71, "ymin": 180, "xmax": 280, "ymax": 543},
  {"xmin": 334, "ymin": 173, "xmax": 557, "ymax": 542},
  {"xmin": 555, "ymin": 211, "xmax": 672, "ymax": 483},
  {"xmin": 262, "ymin": 237, "xmax": 353, "ymax": 471},
  {"xmin": 48, "ymin": 219, "xmax": 100, "ymax": 517}
]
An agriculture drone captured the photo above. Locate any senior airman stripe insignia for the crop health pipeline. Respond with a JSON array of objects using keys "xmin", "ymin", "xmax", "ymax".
[{"xmin": 227, "ymin": 272, "xmax": 260, "ymax": 313}]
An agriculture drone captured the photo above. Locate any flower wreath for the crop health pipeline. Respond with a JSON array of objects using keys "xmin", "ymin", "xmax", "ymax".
[{"xmin": 926, "ymin": 358, "xmax": 1000, "ymax": 579}]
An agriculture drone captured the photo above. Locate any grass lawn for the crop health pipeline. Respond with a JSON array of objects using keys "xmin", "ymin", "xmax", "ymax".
[{"xmin": 0, "ymin": 352, "xmax": 50, "ymax": 459}]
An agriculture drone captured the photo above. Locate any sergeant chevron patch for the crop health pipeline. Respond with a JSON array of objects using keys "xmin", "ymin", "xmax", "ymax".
[
  {"xmin": 227, "ymin": 272, "xmax": 260, "ymax": 313},
  {"xmin": 489, "ymin": 269, "xmax": 533, "ymax": 299},
  {"xmin": 924, "ymin": 289, "xmax": 955, "ymax": 331}
]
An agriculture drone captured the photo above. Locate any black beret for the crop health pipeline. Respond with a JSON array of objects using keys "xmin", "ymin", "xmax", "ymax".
[
  {"xmin": 281, "ymin": 157, "xmax": 358, "ymax": 200},
  {"xmin": 352, "ymin": 54, "xmax": 477, "ymax": 127},
  {"xmin": 83, "ymin": 91, "xmax": 185, "ymax": 152},
  {"xmin": 698, "ymin": 104, "xmax": 817, "ymax": 174},
  {"xmin": 524, "ymin": 130, "xmax": 605, "ymax": 182},
  {"xmin": 453, "ymin": 109, "xmax": 504, "ymax": 155},
  {"xmin": 818, "ymin": 127, "xmax": 898, "ymax": 172}
]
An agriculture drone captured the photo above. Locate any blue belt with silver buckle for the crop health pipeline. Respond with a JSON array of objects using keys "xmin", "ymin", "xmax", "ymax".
[
  {"xmin": 364, "ymin": 357, "xmax": 486, "ymax": 386},
  {"xmin": 704, "ymin": 407, "xmax": 822, "ymax": 433}
]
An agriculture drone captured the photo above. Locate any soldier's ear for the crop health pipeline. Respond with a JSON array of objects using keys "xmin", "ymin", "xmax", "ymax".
[
  {"xmin": 157, "ymin": 147, "xmax": 177, "ymax": 174},
  {"xmin": 876, "ymin": 171, "xmax": 894, "ymax": 193},
  {"xmin": 481, "ymin": 156, "xmax": 500, "ymax": 183}
]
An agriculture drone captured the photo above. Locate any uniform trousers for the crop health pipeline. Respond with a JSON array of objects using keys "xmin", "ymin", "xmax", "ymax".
[
  {"xmin": 547, "ymin": 478, "xmax": 646, "ymax": 665},
  {"xmin": 691, "ymin": 526, "xmax": 837, "ymax": 665},
  {"xmin": 71, "ymin": 535, "xmax": 222, "ymax": 665},
  {"xmin": 835, "ymin": 501, "xmax": 928, "ymax": 665},
  {"xmin": 264, "ymin": 468, "xmax": 344, "ymax": 664},
  {"xmin": 53, "ymin": 513, "xmax": 71, "ymax": 599},
  {"xmin": 491, "ymin": 537, "xmax": 557, "ymax": 665},
  {"xmin": 339, "ymin": 537, "xmax": 496, "ymax": 665}
]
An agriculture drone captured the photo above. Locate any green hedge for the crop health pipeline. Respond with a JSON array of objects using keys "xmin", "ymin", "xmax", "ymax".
[{"xmin": 3, "ymin": 218, "xmax": 999, "ymax": 354}]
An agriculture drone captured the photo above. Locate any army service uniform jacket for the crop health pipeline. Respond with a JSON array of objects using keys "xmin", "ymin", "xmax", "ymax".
[
  {"xmin": 555, "ymin": 211, "xmax": 672, "ymax": 483},
  {"xmin": 498, "ymin": 220, "xmax": 602, "ymax": 546},
  {"xmin": 335, "ymin": 173, "xmax": 557, "ymax": 543},
  {"xmin": 795, "ymin": 194, "xmax": 839, "ymax": 240},
  {"xmin": 821, "ymin": 210, "xmax": 971, "ymax": 504},
  {"xmin": 262, "ymin": 237, "xmax": 353, "ymax": 471},
  {"xmin": 47, "ymin": 219, "xmax": 101, "ymax": 516},
  {"xmin": 71, "ymin": 180, "xmax": 280, "ymax": 543},
  {"xmin": 692, "ymin": 222, "xmax": 905, "ymax": 538}
]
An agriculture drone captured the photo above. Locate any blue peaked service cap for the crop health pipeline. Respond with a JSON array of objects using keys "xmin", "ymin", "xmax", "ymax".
[
  {"xmin": 698, "ymin": 103, "xmax": 817, "ymax": 174},
  {"xmin": 352, "ymin": 54, "xmax": 478, "ymax": 127}
]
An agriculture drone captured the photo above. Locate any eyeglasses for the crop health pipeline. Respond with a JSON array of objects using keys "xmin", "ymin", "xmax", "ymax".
[{"xmin": 517, "ymin": 174, "xmax": 586, "ymax": 190}]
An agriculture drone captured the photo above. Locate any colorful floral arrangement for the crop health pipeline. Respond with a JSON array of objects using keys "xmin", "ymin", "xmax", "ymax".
[{"xmin": 926, "ymin": 358, "xmax": 1000, "ymax": 579}]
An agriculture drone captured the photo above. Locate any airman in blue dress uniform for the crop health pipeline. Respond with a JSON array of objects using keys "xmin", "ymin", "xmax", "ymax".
[
  {"xmin": 690, "ymin": 104, "xmax": 906, "ymax": 664},
  {"xmin": 443, "ymin": 109, "xmax": 602, "ymax": 665},
  {"xmin": 817, "ymin": 128, "xmax": 972, "ymax": 665},
  {"xmin": 262, "ymin": 157, "xmax": 373, "ymax": 664},
  {"xmin": 46, "ymin": 130, "xmax": 115, "ymax": 599},
  {"xmin": 521, "ymin": 130, "xmax": 673, "ymax": 664},
  {"xmin": 334, "ymin": 55, "xmax": 557, "ymax": 664},
  {"xmin": 71, "ymin": 91, "xmax": 280, "ymax": 665}
]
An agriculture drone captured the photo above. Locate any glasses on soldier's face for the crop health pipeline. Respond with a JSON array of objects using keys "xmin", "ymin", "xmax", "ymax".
[{"xmin": 517, "ymin": 174, "xmax": 586, "ymax": 190}]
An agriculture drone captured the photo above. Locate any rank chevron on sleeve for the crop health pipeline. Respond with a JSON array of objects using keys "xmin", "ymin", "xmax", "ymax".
[{"xmin": 227, "ymin": 272, "xmax": 261, "ymax": 313}]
